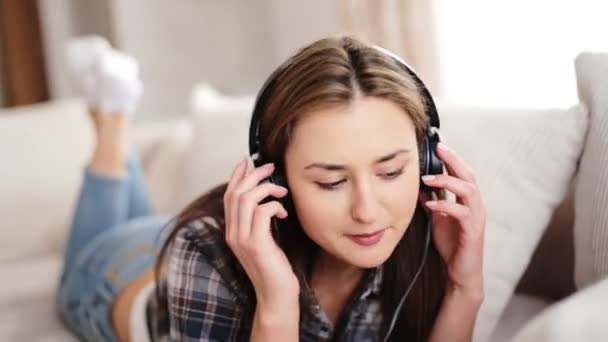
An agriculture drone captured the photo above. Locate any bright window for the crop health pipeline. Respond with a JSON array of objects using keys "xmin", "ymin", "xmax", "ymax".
[{"xmin": 436, "ymin": 0, "xmax": 608, "ymax": 108}]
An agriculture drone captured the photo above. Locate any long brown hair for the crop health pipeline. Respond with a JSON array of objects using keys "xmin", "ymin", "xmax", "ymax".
[{"xmin": 155, "ymin": 35, "xmax": 447, "ymax": 341}]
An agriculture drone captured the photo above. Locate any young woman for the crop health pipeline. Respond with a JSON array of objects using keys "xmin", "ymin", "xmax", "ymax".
[{"xmin": 57, "ymin": 35, "xmax": 485, "ymax": 342}]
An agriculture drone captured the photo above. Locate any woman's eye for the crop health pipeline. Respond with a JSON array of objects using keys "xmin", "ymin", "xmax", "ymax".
[
  {"xmin": 316, "ymin": 169, "xmax": 404, "ymax": 190},
  {"xmin": 382, "ymin": 168, "xmax": 404, "ymax": 179},
  {"xmin": 316, "ymin": 179, "xmax": 346, "ymax": 190}
]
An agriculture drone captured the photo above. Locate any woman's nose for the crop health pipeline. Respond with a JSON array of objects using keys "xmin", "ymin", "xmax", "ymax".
[{"xmin": 350, "ymin": 181, "xmax": 380, "ymax": 224}]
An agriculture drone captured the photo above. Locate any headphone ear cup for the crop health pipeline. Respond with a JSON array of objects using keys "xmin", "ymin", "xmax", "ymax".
[
  {"xmin": 419, "ymin": 130, "xmax": 444, "ymax": 190},
  {"xmin": 419, "ymin": 136, "xmax": 430, "ymax": 177},
  {"xmin": 427, "ymin": 130, "xmax": 444, "ymax": 176},
  {"xmin": 252, "ymin": 155, "xmax": 264, "ymax": 169}
]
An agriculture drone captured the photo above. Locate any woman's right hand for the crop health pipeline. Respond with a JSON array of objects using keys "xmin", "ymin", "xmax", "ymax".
[{"xmin": 223, "ymin": 158, "xmax": 300, "ymax": 311}]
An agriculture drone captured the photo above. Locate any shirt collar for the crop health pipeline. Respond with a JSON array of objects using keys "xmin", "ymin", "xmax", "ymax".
[
  {"xmin": 302, "ymin": 265, "xmax": 384, "ymax": 309},
  {"xmin": 359, "ymin": 265, "xmax": 383, "ymax": 300}
]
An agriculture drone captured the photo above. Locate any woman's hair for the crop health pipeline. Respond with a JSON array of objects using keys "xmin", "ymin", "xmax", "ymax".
[{"xmin": 155, "ymin": 35, "xmax": 447, "ymax": 341}]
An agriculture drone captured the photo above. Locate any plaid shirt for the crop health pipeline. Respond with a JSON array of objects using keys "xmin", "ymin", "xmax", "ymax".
[{"xmin": 148, "ymin": 216, "xmax": 385, "ymax": 341}]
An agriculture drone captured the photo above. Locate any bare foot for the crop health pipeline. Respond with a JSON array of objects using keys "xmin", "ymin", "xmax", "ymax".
[{"xmin": 89, "ymin": 114, "xmax": 130, "ymax": 177}]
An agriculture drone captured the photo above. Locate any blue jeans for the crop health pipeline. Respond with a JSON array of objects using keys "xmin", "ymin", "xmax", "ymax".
[{"xmin": 56, "ymin": 151, "xmax": 174, "ymax": 341}]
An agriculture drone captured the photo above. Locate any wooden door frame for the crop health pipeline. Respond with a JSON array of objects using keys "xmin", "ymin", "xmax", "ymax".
[{"xmin": 0, "ymin": 0, "xmax": 49, "ymax": 107}]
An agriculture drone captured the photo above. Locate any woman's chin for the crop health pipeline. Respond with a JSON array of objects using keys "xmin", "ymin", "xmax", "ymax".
[
  {"xmin": 347, "ymin": 251, "xmax": 391, "ymax": 268},
  {"xmin": 340, "ymin": 242, "xmax": 395, "ymax": 269}
]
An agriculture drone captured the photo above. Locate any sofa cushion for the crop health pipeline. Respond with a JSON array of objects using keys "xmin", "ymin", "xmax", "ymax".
[
  {"xmin": 439, "ymin": 103, "xmax": 588, "ymax": 341},
  {"xmin": 0, "ymin": 98, "xmax": 95, "ymax": 262},
  {"xmin": 516, "ymin": 184, "xmax": 576, "ymax": 301},
  {"xmin": 0, "ymin": 95, "xmax": 195, "ymax": 262},
  {"xmin": 511, "ymin": 277, "xmax": 608, "ymax": 342},
  {"xmin": 0, "ymin": 256, "xmax": 78, "ymax": 341},
  {"xmin": 174, "ymin": 84, "xmax": 254, "ymax": 209},
  {"xmin": 573, "ymin": 52, "xmax": 608, "ymax": 289},
  {"xmin": 490, "ymin": 293, "xmax": 550, "ymax": 342},
  {"xmin": 130, "ymin": 117, "xmax": 194, "ymax": 215}
]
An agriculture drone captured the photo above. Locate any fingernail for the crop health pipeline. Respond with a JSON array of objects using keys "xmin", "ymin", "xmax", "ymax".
[
  {"xmin": 437, "ymin": 142, "xmax": 449, "ymax": 152},
  {"xmin": 264, "ymin": 163, "xmax": 275, "ymax": 169},
  {"xmin": 425, "ymin": 201, "xmax": 437, "ymax": 207},
  {"xmin": 421, "ymin": 175, "xmax": 435, "ymax": 182}
]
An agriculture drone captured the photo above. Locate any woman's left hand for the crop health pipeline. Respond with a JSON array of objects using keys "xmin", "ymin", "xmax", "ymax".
[{"xmin": 419, "ymin": 142, "xmax": 485, "ymax": 301}]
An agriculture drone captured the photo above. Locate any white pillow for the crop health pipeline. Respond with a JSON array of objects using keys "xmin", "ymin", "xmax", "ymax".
[
  {"xmin": 0, "ymin": 98, "xmax": 95, "ymax": 262},
  {"xmin": 175, "ymin": 83, "xmax": 255, "ymax": 210},
  {"xmin": 174, "ymin": 108, "xmax": 252, "ymax": 211},
  {"xmin": 131, "ymin": 117, "xmax": 194, "ymax": 215},
  {"xmin": 573, "ymin": 53, "xmax": 608, "ymax": 289},
  {"xmin": 511, "ymin": 277, "xmax": 608, "ymax": 342},
  {"xmin": 438, "ymin": 103, "xmax": 588, "ymax": 342}
]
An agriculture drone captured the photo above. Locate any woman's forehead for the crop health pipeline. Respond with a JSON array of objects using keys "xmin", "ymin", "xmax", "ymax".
[{"xmin": 286, "ymin": 97, "xmax": 418, "ymax": 162}]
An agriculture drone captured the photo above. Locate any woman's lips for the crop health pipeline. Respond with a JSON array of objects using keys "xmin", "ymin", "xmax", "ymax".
[{"xmin": 346, "ymin": 228, "xmax": 386, "ymax": 246}]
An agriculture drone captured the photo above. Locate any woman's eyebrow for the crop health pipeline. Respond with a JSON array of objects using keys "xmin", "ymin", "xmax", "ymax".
[{"xmin": 304, "ymin": 149, "xmax": 411, "ymax": 171}]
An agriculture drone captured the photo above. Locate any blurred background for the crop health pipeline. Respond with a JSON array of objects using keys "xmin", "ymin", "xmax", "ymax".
[{"xmin": 2, "ymin": 0, "xmax": 607, "ymax": 117}]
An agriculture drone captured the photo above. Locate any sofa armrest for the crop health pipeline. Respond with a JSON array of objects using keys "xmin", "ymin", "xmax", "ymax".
[{"xmin": 511, "ymin": 276, "xmax": 608, "ymax": 342}]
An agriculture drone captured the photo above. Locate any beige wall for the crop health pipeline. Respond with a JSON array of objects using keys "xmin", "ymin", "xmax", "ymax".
[
  {"xmin": 265, "ymin": 0, "xmax": 339, "ymax": 66},
  {"xmin": 109, "ymin": 0, "xmax": 275, "ymax": 119}
]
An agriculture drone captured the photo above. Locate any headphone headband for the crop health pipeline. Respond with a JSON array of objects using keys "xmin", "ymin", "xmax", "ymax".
[{"xmin": 248, "ymin": 43, "xmax": 440, "ymax": 160}]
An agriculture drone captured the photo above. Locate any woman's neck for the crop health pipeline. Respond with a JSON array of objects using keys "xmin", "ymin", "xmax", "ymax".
[
  {"xmin": 312, "ymin": 251, "xmax": 364, "ymax": 286},
  {"xmin": 309, "ymin": 251, "xmax": 365, "ymax": 324}
]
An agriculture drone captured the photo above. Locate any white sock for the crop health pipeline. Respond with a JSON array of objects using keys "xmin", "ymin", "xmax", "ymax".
[
  {"xmin": 94, "ymin": 50, "xmax": 143, "ymax": 116},
  {"xmin": 65, "ymin": 35, "xmax": 111, "ymax": 108}
]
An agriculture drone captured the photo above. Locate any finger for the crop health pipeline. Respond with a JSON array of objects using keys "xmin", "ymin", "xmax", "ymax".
[
  {"xmin": 233, "ymin": 162, "xmax": 276, "ymax": 196},
  {"xmin": 421, "ymin": 173, "xmax": 479, "ymax": 206},
  {"xmin": 237, "ymin": 183, "xmax": 288, "ymax": 243},
  {"xmin": 224, "ymin": 158, "xmax": 248, "ymax": 242},
  {"xmin": 250, "ymin": 201, "xmax": 288, "ymax": 243},
  {"xmin": 425, "ymin": 200, "xmax": 480, "ymax": 236},
  {"xmin": 230, "ymin": 162, "xmax": 275, "ymax": 236},
  {"xmin": 435, "ymin": 142, "xmax": 477, "ymax": 183},
  {"xmin": 226, "ymin": 158, "xmax": 249, "ymax": 196}
]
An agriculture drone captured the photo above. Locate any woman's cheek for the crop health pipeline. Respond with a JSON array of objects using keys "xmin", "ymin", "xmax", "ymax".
[
  {"xmin": 291, "ymin": 184, "xmax": 346, "ymax": 238},
  {"xmin": 387, "ymin": 172, "xmax": 420, "ymax": 230}
]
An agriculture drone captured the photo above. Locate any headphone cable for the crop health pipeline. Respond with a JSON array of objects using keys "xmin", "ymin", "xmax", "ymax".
[{"xmin": 382, "ymin": 191, "xmax": 435, "ymax": 342}]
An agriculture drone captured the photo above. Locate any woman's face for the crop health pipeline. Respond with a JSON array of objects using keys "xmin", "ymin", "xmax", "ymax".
[{"xmin": 284, "ymin": 96, "xmax": 421, "ymax": 269}]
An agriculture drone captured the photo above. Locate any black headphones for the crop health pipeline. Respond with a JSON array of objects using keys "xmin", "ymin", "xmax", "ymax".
[
  {"xmin": 247, "ymin": 43, "xmax": 443, "ymax": 341},
  {"xmin": 248, "ymin": 45, "xmax": 443, "ymax": 194}
]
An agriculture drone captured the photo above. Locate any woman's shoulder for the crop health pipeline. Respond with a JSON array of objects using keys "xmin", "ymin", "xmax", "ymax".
[
  {"xmin": 164, "ymin": 216, "xmax": 248, "ymax": 303},
  {"xmin": 153, "ymin": 216, "xmax": 253, "ymax": 340},
  {"xmin": 172, "ymin": 216, "xmax": 226, "ymax": 257}
]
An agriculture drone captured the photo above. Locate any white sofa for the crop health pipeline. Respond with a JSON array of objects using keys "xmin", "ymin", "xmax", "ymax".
[{"xmin": 1, "ymin": 53, "xmax": 607, "ymax": 342}]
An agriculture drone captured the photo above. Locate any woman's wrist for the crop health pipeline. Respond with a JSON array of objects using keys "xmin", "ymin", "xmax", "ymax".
[
  {"xmin": 251, "ymin": 300, "xmax": 300, "ymax": 342},
  {"xmin": 255, "ymin": 278, "xmax": 300, "ymax": 309},
  {"xmin": 256, "ymin": 290, "xmax": 300, "ymax": 321},
  {"xmin": 447, "ymin": 276, "xmax": 484, "ymax": 305},
  {"xmin": 446, "ymin": 283, "xmax": 484, "ymax": 309},
  {"xmin": 428, "ymin": 282, "xmax": 483, "ymax": 342}
]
